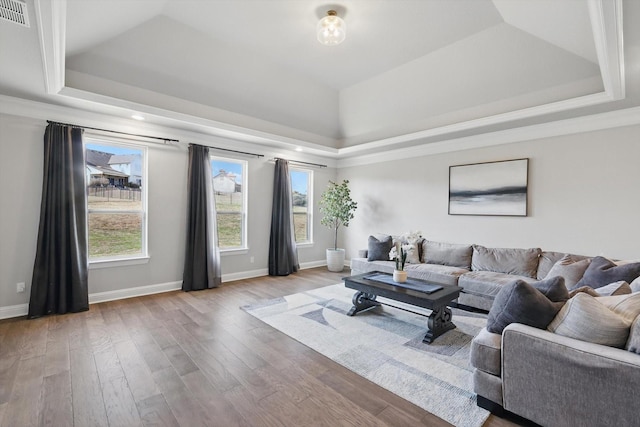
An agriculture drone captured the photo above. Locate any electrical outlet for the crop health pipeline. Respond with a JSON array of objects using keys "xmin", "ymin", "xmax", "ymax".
[{"xmin": 17, "ymin": 282, "xmax": 25, "ymax": 293}]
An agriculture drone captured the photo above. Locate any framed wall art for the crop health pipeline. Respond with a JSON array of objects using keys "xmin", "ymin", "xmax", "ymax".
[{"xmin": 448, "ymin": 158, "xmax": 528, "ymax": 216}]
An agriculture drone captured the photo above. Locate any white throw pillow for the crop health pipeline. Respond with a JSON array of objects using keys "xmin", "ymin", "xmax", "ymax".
[
  {"xmin": 594, "ymin": 280, "xmax": 632, "ymax": 296},
  {"xmin": 403, "ymin": 243, "xmax": 421, "ymax": 264}
]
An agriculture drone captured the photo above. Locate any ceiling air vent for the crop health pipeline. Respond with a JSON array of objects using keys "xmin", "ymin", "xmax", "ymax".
[{"xmin": 0, "ymin": 0, "xmax": 29, "ymax": 28}]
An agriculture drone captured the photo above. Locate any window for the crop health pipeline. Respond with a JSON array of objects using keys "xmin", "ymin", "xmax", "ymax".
[
  {"xmin": 85, "ymin": 139, "xmax": 147, "ymax": 261},
  {"xmin": 291, "ymin": 168, "xmax": 312, "ymax": 244},
  {"xmin": 211, "ymin": 157, "xmax": 247, "ymax": 250}
]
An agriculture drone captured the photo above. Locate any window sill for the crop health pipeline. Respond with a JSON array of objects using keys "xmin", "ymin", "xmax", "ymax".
[
  {"xmin": 296, "ymin": 242, "xmax": 314, "ymax": 248},
  {"xmin": 220, "ymin": 248, "xmax": 249, "ymax": 256},
  {"xmin": 89, "ymin": 256, "xmax": 150, "ymax": 269}
]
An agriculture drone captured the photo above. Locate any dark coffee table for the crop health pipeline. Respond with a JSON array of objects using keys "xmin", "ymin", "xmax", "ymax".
[{"xmin": 343, "ymin": 271, "xmax": 462, "ymax": 343}]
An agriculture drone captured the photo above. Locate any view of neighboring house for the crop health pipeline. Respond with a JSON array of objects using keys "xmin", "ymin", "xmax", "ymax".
[
  {"xmin": 86, "ymin": 149, "xmax": 142, "ymax": 187},
  {"xmin": 109, "ymin": 154, "xmax": 143, "ymax": 186},
  {"xmin": 213, "ymin": 170, "xmax": 241, "ymax": 193}
]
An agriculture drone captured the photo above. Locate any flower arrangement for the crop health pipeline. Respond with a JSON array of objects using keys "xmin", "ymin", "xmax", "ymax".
[{"xmin": 389, "ymin": 242, "xmax": 408, "ymax": 271}]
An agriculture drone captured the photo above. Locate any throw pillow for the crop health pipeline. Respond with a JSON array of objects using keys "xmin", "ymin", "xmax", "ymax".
[
  {"xmin": 422, "ymin": 240, "xmax": 473, "ymax": 269},
  {"xmin": 486, "ymin": 279, "xmax": 564, "ymax": 334},
  {"xmin": 532, "ymin": 276, "xmax": 569, "ymax": 302},
  {"xmin": 367, "ymin": 235, "xmax": 393, "ymax": 262},
  {"xmin": 626, "ymin": 316, "xmax": 640, "ymax": 354},
  {"xmin": 594, "ymin": 280, "xmax": 632, "ymax": 296},
  {"xmin": 631, "ymin": 276, "xmax": 640, "ymax": 293},
  {"xmin": 596, "ymin": 292, "xmax": 640, "ymax": 323},
  {"xmin": 544, "ymin": 254, "xmax": 591, "ymax": 289},
  {"xmin": 403, "ymin": 243, "xmax": 421, "ymax": 264},
  {"xmin": 471, "ymin": 245, "xmax": 541, "ymax": 278},
  {"xmin": 568, "ymin": 286, "xmax": 600, "ymax": 298},
  {"xmin": 548, "ymin": 293, "xmax": 631, "ymax": 348},
  {"xmin": 573, "ymin": 256, "xmax": 640, "ymax": 290}
]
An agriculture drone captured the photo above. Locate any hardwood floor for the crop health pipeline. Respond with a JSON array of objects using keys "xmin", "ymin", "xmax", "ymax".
[{"xmin": 0, "ymin": 267, "xmax": 521, "ymax": 427}]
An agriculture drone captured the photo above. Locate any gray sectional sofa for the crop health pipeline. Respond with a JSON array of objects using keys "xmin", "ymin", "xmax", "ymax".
[
  {"xmin": 350, "ymin": 237, "xmax": 587, "ymax": 311},
  {"xmin": 352, "ymin": 236, "xmax": 640, "ymax": 426}
]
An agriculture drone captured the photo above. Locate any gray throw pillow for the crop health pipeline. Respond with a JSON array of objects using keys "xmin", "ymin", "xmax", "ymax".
[
  {"xmin": 471, "ymin": 245, "xmax": 541, "ymax": 278},
  {"xmin": 533, "ymin": 276, "xmax": 569, "ymax": 302},
  {"xmin": 367, "ymin": 235, "xmax": 393, "ymax": 261},
  {"xmin": 486, "ymin": 278, "xmax": 565, "ymax": 334},
  {"xmin": 572, "ymin": 256, "xmax": 640, "ymax": 290},
  {"xmin": 422, "ymin": 240, "xmax": 473, "ymax": 269}
]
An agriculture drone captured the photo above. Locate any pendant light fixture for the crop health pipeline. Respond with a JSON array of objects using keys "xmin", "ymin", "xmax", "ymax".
[{"xmin": 317, "ymin": 10, "xmax": 346, "ymax": 45}]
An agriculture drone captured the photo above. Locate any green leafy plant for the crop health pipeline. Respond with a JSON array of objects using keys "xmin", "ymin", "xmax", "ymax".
[{"xmin": 319, "ymin": 180, "xmax": 358, "ymax": 250}]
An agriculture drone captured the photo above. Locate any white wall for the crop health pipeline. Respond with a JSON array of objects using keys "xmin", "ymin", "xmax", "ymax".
[
  {"xmin": 0, "ymin": 112, "xmax": 336, "ymax": 312},
  {"xmin": 339, "ymin": 124, "xmax": 640, "ymax": 262}
]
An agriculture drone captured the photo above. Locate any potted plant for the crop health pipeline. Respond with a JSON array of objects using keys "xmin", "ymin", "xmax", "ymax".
[
  {"xmin": 389, "ymin": 243, "xmax": 408, "ymax": 283},
  {"xmin": 319, "ymin": 180, "xmax": 357, "ymax": 272}
]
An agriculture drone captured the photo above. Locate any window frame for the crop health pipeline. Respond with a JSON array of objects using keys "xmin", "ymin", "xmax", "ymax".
[
  {"xmin": 84, "ymin": 136, "xmax": 149, "ymax": 268},
  {"xmin": 290, "ymin": 166, "xmax": 313, "ymax": 246},
  {"xmin": 210, "ymin": 155, "xmax": 248, "ymax": 252}
]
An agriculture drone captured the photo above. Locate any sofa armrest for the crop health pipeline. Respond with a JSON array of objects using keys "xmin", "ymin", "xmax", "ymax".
[{"xmin": 501, "ymin": 323, "xmax": 640, "ymax": 427}]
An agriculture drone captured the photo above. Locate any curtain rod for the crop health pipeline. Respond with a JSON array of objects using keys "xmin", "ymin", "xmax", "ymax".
[
  {"xmin": 47, "ymin": 120, "xmax": 179, "ymax": 143},
  {"xmin": 206, "ymin": 145, "xmax": 264, "ymax": 158},
  {"xmin": 272, "ymin": 157, "xmax": 327, "ymax": 168}
]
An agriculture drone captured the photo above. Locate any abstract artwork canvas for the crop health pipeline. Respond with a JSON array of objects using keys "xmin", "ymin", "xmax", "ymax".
[{"xmin": 449, "ymin": 158, "xmax": 528, "ymax": 216}]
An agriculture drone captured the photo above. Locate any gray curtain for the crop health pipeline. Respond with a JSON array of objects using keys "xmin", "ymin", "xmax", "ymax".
[
  {"xmin": 183, "ymin": 144, "xmax": 221, "ymax": 291},
  {"xmin": 268, "ymin": 159, "xmax": 299, "ymax": 276},
  {"xmin": 28, "ymin": 123, "xmax": 89, "ymax": 318}
]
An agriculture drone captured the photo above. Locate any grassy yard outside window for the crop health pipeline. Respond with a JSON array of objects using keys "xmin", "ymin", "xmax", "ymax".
[
  {"xmin": 291, "ymin": 168, "xmax": 312, "ymax": 244},
  {"xmin": 85, "ymin": 139, "xmax": 147, "ymax": 261},
  {"xmin": 211, "ymin": 156, "xmax": 247, "ymax": 250}
]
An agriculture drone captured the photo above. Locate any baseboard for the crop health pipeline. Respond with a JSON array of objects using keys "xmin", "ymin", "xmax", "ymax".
[
  {"xmin": 88, "ymin": 280, "xmax": 182, "ymax": 304},
  {"xmin": 0, "ymin": 303, "xmax": 29, "ymax": 320},
  {"xmin": 300, "ymin": 260, "xmax": 328, "ymax": 269},
  {"xmin": 0, "ymin": 261, "xmax": 332, "ymax": 319}
]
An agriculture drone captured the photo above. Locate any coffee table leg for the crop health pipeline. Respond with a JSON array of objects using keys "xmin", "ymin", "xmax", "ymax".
[
  {"xmin": 423, "ymin": 305, "xmax": 456, "ymax": 343},
  {"xmin": 347, "ymin": 291, "xmax": 380, "ymax": 316}
]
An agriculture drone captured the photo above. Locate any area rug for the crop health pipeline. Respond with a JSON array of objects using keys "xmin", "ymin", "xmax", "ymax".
[{"xmin": 241, "ymin": 284, "xmax": 490, "ymax": 427}]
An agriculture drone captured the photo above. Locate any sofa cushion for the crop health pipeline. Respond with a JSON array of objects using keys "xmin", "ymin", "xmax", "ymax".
[
  {"xmin": 367, "ymin": 235, "xmax": 393, "ymax": 261},
  {"xmin": 458, "ymin": 270, "xmax": 536, "ymax": 300},
  {"xmin": 404, "ymin": 263, "xmax": 468, "ymax": 287},
  {"xmin": 470, "ymin": 328, "xmax": 502, "ymax": 376},
  {"xmin": 626, "ymin": 316, "xmax": 640, "ymax": 354},
  {"xmin": 573, "ymin": 256, "xmax": 640, "ymax": 290},
  {"xmin": 422, "ymin": 240, "xmax": 473, "ymax": 269},
  {"xmin": 548, "ymin": 293, "xmax": 631, "ymax": 348},
  {"xmin": 486, "ymin": 278, "xmax": 565, "ymax": 334},
  {"xmin": 544, "ymin": 254, "xmax": 591, "ymax": 289},
  {"xmin": 472, "ymin": 245, "xmax": 541, "ymax": 278}
]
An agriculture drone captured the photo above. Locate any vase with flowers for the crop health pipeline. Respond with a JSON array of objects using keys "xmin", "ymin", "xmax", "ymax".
[{"xmin": 389, "ymin": 242, "xmax": 408, "ymax": 283}]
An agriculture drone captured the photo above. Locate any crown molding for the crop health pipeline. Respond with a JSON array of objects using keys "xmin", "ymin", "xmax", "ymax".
[
  {"xmin": 25, "ymin": 0, "xmax": 630, "ymax": 162},
  {"xmin": 34, "ymin": 0, "xmax": 66, "ymax": 95},
  {"xmin": 589, "ymin": 0, "xmax": 625, "ymax": 99},
  {"xmin": 337, "ymin": 105, "xmax": 640, "ymax": 168}
]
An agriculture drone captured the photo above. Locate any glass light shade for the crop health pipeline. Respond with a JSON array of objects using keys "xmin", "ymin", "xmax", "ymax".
[{"xmin": 317, "ymin": 10, "xmax": 346, "ymax": 45}]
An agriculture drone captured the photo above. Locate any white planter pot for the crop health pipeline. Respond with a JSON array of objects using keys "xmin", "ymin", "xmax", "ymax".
[
  {"xmin": 326, "ymin": 248, "xmax": 345, "ymax": 272},
  {"xmin": 393, "ymin": 270, "xmax": 407, "ymax": 283}
]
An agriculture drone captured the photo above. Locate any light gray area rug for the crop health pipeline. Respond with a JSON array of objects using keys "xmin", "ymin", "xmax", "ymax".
[{"xmin": 242, "ymin": 284, "xmax": 490, "ymax": 427}]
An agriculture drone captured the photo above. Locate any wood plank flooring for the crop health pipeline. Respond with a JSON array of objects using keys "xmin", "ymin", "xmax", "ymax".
[{"xmin": 0, "ymin": 268, "xmax": 521, "ymax": 427}]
